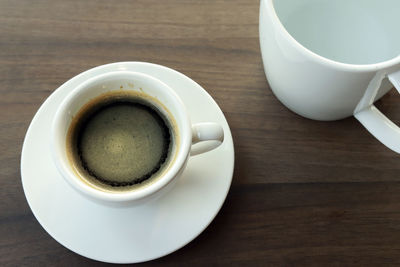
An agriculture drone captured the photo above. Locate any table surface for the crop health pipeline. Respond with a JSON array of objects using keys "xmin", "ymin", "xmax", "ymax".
[{"xmin": 2, "ymin": 0, "xmax": 400, "ymax": 266}]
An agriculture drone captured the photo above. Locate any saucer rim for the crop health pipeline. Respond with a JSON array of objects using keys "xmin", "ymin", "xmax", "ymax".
[{"xmin": 20, "ymin": 61, "xmax": 235, "ymax": 264}]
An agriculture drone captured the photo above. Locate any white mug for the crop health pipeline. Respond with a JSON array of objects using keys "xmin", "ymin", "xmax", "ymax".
[
  {"xmin": 260, "ymin": 0, "xmax": 400, "ymax": 152},
  {"xmin": 51, "ymin": 71, "xmax": 224, "ymax": 206}
]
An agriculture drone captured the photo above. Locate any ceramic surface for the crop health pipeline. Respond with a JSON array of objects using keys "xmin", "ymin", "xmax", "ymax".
[
  {"xmin": 21, "ymin": 62, "xmax": 234, "ymax": 264},
  {"xmin": 51, "ymin": 70, "xmax": 223, "ymax": 205},
  {"xmin": 259, "ymin": 0, "xmax": 400, "ymax": 152}
]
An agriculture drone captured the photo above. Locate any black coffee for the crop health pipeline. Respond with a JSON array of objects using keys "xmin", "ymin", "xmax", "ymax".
[{"xmin": 67, "ymin": 92, "xmax": 174, "ymax": 192}]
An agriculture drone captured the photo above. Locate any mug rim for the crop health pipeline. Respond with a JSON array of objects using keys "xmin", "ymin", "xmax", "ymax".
[
  {"xmin": 264, "ymin": 0, "xmax": 400, "ymax": 72},
  {"xmin": 51, "ymin": 71, "xmax": 192, "ymax": 203}
]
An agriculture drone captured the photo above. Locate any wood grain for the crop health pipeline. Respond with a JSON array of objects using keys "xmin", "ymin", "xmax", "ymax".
[{"xmin": 2, "ymin": 0, "xmax": 400, "ymax": 266}]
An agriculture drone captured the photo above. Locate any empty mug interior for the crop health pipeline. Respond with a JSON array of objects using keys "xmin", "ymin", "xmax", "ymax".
[{"xmin": 273, "ymin": 0, "xmax": 400, "ymax": 65}]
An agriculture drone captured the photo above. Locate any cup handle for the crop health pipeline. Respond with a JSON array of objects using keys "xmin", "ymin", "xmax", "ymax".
[
  {"xmin": 354, "ymin": 68, "xmax": 400, "ymax": 153},
  {"xmin": 190, "ymin": 122, "xmax": 224, "ymax": 156}
]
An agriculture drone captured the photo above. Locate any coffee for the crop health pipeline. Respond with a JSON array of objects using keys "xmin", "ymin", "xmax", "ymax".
[{"xmin": 66, "ymin": 91, "xmax": 176, "ymax": 192}]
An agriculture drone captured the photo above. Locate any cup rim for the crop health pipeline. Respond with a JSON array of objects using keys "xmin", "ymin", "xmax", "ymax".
[
  {"xmin": 51, "ymin": 71, "xmax": 192, "ymax": 203},
  {"xmin": 264, "ymin": 0, "xmax": 400, "ymax": 72}
]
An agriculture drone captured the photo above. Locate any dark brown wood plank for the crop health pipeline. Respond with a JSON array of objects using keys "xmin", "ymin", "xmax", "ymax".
[{"xmin": 2, "ymin": 0, "xmax": 400, "ymax": 266}]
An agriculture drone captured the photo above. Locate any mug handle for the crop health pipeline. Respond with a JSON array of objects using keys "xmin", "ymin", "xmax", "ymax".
[
  {"xmin": 354, "ymin": 68, "xmax": 400, "ymax": 153},
  {"xmin": 190, "ymin": 122, "xmax": 224, "ymax": 156}
]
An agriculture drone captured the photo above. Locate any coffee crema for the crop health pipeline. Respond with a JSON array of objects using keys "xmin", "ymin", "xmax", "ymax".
[{"xmin": 66, "ymin": 91, "xmax": 177, "ymax": 192}]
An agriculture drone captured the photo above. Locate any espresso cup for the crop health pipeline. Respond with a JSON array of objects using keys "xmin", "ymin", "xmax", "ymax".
[
  {"xmin": 51, "ymin": 71, "xmax": 224, "ymax": 205},
  {"xmin": 260, "ymin": 0, "xmax": 400, "ymax": 152}
]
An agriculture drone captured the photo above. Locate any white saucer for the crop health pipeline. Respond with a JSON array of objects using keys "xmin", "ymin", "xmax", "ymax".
[{"xmin": 21, "ymin": 62, "xmax": 234, "ymax": 264}]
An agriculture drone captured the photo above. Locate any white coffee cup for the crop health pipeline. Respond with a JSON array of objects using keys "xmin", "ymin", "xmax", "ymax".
[
  {"xmin": 51, "ymin": 71, "xmax": 224, "ymax": 206},
  {"xmin": 260, "ymin": 0, "xmax": 400, "ymax": 152}
]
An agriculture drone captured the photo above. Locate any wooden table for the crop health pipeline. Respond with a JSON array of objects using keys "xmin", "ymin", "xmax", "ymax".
[{"xmin": 2, "ymin": 0, "xmax": 400, "ymax": 265}]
